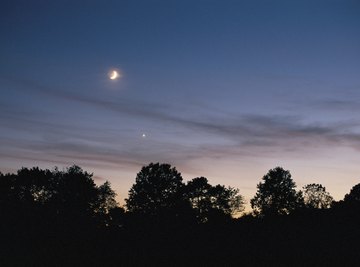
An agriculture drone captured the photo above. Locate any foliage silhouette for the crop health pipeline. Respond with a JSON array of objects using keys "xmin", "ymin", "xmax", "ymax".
[
  {"xmin": 184, "ymin": 177, "xmax": 244, "ymax": 222},
  {"xmin": 126, "ymin": 162, "xmax": 185, "ymax": 217},
  {"xmin": 302, "ymin": 183, "xmax": 334, "ymax": 209},
  {"xmin": 0, "ymin": 165, "xmax": 117, "ymax": 227},
  {"xmin": 126, "ymin": 163, "xmax": 244, "ymax": 223},
  {"xmin": 50, "ymin": 166, "xmax": 100, "ymax": 219},
  {"xmin": 251, "ymin": 167, "xmax": 303, "ymax": 216},
  {"xmin": 1, "ymin": 164, "xmax": 360, "ymax": 266},
  {"xmin": 344, "ymin": 183, "xmax": 360, "ymax": 203},
  {"xmin": 97, "ymin": 181, "xmax": 118, "ymax": 213}
]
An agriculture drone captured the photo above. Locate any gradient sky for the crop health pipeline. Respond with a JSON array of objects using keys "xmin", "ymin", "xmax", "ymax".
[{"xmin": 1, "ymin": 0, "xmax": 359, "ymax": 209}]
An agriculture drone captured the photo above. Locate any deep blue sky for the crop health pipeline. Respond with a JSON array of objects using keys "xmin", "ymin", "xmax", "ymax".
[{"xmin": 1, "ymin": 0, "xmax": 360, "ymax": 206}]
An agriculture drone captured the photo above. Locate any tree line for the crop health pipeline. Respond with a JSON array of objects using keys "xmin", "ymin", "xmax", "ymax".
[{"xmin": 1, "ymin": 163, "xmax": 360, "ymax": 266}]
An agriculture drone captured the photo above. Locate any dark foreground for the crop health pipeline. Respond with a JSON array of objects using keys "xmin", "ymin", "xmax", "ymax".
[{"xmin": 1, "ymin": 207, "xmax": 360, "ymax": 267}]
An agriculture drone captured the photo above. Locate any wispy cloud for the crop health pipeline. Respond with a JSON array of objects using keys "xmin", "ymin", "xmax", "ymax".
[
  {"xmin": 314, "ymin": 99, "xmax": 360, "ymax": 112},
  {"xmin": 1, "ymin": 75, "xmax": 360, "ymax": 172}
]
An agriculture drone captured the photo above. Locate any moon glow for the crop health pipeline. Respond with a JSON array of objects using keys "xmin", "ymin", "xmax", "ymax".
[{"xmin": 109, "ymin": 70, "xmax": 120, "ymax": 80}]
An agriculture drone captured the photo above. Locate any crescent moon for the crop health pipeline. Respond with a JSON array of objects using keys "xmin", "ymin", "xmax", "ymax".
[{"xmin": 109, "ymin": 70, "xmax": 119, "ymax": 80}]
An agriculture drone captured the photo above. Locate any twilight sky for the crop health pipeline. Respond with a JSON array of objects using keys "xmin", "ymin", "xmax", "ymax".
[{"xmin": 1, "ymin": 0, "xmax": 359, "ymax": 208}]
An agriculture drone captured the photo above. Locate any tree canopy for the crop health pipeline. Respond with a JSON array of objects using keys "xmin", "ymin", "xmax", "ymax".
[
  {"xmin": 125, "ymin": 163, "xmax": 244, "ymax": 222},
  {"xmin": 344, "ymin": 183, "xmax": 360, "ymax": 203},
  {"xmin": 184, "ymin": 177, "xmax": 244, "ymax": 222},
  {"xmin": 303, "ymin": 183, "xmax": 333, "ymax": 209},
  {"xmin": 250, "ymin": 167, "xmax": 303, "ymax": 216},
  {"xmin": 0, "ymin": 165, "xmax": 117, "ymax": 225},
  {"xmin": 125, "ymin": 163, "xmax": 184, "ymax": 216},
  {"xmin": 2, "ymin": 164, "xmax": 360, "ymax": 266}
]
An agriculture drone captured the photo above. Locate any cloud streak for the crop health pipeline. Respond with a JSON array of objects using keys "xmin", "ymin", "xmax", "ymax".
[{"xmin": 1, "ymin": 75, "xmax": 360, "ymax": 172}]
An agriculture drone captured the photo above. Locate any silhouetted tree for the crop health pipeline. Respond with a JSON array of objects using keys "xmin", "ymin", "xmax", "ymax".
[
  {"xmin": 302, "ymin": 183, "xmax": 333, "ymax": 209},
  {"xmin": 50, "ymin": 165, "xmax": 100, "ymax": 219},
  {"xmin": 0, "ymin": 165, "xmax": 119, "ymax": 227},
  {"xmin": 14, "ymin": 167, "xmax": 53, "ymax": 204},
  {"xmin": 184, "ymin": 177, "xmax": 212, "ymax": 222},
  {"xmin": 251, "ymin": 167, "xmax": 303, "ymax": 216},
  {"xmin": 344, "ymin": 183, "xmax": 360, "ymax": 203},
  {"xmin": 0, "ymin": 167, "xmax": 54, "ymax": 216},
  {"xmin": 210, "ymin": 184, "xmax": 245, "ymax": 216},
  {"xmin": 0, "ymin": 172, "xmax": 15, "ymax": 206},
  {"xmin": 184, "ymin": 177, "xmax": 244, "ymax": 222},
  {"xmin": 0, "ymin": 172, "xmax": 15, "ymax": 215},
  {"xmin": 3, "ymin": 164, "xmax": 360, "ymax": 266},
  {"xmin": 97, "ymin": 181, "xmax": 118, "ymax": 214},
  {"xmin": 126, "ymin": 163, "xmax": 184, "ymax": 216},
  {"xmin": 93, "ymin": 181, "xmax": 118, "ymax": 226}
]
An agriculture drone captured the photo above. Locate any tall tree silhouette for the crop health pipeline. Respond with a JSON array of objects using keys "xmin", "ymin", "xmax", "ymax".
[
  {"xmin": 344, "ymin": 183, "xmax": 360, "ymax": 203},
  {"xmin": 302, "ymin": 183, "xmax": 333, "ymax": 209},
  {"xmin": 251, "ymin": 167, "xmax": 303, "ymax": 216},
  {"xmin": 50, "ymin": 165, "xmax": 100, "ymax": 219},
  {"xmin": 126, "ymin": 163, "xmax": 184, "ymax": 216},
  {"xmin": 184, "ymin": 177, "xmax": 244, "ymax": 222},
  {"xmin": 184, "ymin": 177, "xmax": 212, "ymax": 222},
  {"xmin": 97, "ymin": 181, "xmax": 118, "ymax": 214}
]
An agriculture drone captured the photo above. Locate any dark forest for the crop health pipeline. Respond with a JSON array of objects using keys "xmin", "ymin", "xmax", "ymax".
[{"xmin": 1, "ymin": 163, "xmax": 360, "ymax": 266}]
